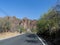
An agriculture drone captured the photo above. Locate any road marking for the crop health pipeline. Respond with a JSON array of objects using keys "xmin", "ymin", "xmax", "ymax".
[{"xmin": 35, "ymin": 34, "xmax": 48, "ymax": 45}]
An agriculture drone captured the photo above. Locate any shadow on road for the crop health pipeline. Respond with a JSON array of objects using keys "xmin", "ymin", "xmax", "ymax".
[
  {"xmin": 25, "ymin": 40, "xmax": 39, "ymax": 43},
  {"xmin": 25, "ymin": 34, "xmax": 39, "ymax": 43},
  {"xmin": 26, "ymin": 34, "xmax": 37, "ymax": 38}
]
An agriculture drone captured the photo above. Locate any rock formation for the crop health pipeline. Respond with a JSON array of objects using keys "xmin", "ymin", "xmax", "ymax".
[{"xmin": 0, "ymin": 16, "xmax": 37, "ymax": 32}]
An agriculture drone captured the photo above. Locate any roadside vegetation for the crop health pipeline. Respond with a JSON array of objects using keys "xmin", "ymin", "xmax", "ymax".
[
  {"xmin": 37, "ymin": 4, "xmax": 60, "ymax": 45},
  {"xmin": 0, "ymin": 16, "xmax": 19, "ymax": 33}
]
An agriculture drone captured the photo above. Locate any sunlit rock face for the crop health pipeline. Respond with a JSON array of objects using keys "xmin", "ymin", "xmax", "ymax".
[{"xmin": 20, "ymin": 17, "xmax": 37, "ymax": 31}]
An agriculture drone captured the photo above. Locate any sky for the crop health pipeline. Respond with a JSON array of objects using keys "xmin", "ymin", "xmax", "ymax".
[{"xmin": 0, "ymin": 0, "xmax": 57, "ymax": 19}]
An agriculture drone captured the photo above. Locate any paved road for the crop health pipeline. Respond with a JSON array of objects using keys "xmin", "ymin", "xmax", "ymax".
[{"xmin": 0, "ymin": 33, "xmax": 44, "ymax": 45}]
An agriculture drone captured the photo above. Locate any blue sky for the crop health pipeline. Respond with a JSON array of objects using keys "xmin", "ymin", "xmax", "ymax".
[{"xmin": 0, "ymin": 0, "xmax": 57, "ymax": 19}]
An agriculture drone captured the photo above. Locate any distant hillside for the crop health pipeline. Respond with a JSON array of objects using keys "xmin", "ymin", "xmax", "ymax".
[{"xmin": 0, "ymin": 16, "xmax": 37, "ymax": 33}]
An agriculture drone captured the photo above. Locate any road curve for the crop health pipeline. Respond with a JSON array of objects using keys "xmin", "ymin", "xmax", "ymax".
[{"xmin": 0, "ymin": 33, "xmax": 45, "ymax": 45}]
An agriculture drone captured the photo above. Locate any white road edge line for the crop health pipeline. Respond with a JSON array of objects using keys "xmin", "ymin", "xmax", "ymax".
[{"xmin": 35, "ymin": 34, "xmax": 48, "ymax": 45}]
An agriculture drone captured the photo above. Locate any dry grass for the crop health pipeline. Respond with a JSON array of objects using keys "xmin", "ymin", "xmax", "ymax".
[{"xmin": 0, "ymin": 32, "xmax": 20, "ymax": 39}]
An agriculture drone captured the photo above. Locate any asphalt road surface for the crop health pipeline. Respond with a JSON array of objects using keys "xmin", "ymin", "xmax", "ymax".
[{"xmin": 0, "ymin": 33, "xmax": 45, "ymax": 45}]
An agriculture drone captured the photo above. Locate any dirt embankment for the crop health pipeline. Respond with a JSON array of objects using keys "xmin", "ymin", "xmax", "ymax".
[{"xmin": 0, "ymin": 32, "xmax": 20, "ymax": 39}]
